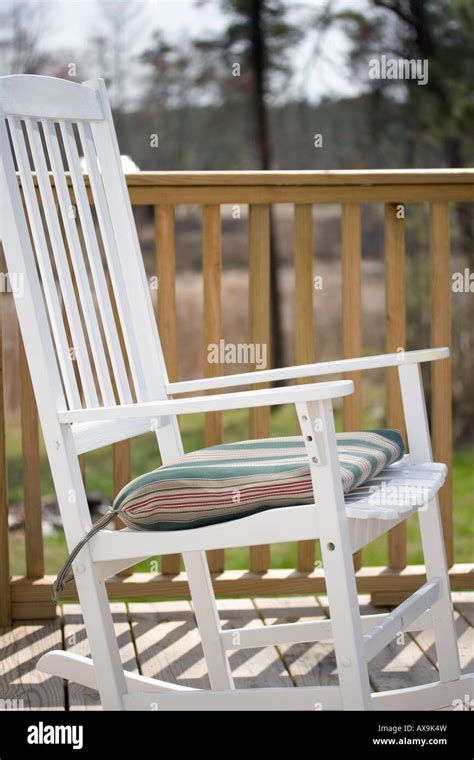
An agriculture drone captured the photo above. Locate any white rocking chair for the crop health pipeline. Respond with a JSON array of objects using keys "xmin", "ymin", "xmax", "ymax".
[{"xmin": 0, "ymin": 75, "xmax": 471, "ymax": 711}]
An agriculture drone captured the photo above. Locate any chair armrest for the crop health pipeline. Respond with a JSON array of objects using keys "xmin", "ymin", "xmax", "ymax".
[
  {"xmin": 165, "ymin": 348, "xmax": 449, "ymax": 395},
  {"xmin": 58, "ymin": 379, "xmax": 354, "ymax": 424}
]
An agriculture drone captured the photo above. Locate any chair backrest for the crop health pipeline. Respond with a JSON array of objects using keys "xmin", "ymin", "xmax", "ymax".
[{"xmin": 0, "ymin": 75, "xmax": 182, "ymax": 463}]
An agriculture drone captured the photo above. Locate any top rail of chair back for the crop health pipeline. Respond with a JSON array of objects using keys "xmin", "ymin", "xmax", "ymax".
[{"xmin": 0, "ymin": 75, "xmax": 104, "ymax": 122}]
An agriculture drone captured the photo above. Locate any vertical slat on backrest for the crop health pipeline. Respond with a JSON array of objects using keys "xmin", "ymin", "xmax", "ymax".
[
  {"xmin": 294, "ymin": 204, "xmax": 316, "ymax": 572},
  {"xmin": 202, "ymin": 204, "xmax": 225, "ymax": 573},
  {"xmin": 430, "ymin": 202, "xmax": 453, "ymax": 566},
  {"xmin": 341, "ymin": 203, "xmax": 363, "ymax": 571},
  {"xmin": 41, "ymin": 119, "xmax": 115, "ymax": 406},
  {"xmin": 78, "ymin": 121, "xmax": 141, "ymax": 402},
  {"xmin": 155, "ymin": 205, "xmax": 179, "ymax": 381},
  {"xmin": 248, "ymin": 203, "xmax": 271, "ymax": 572},
  {"xmin": 154, "ymin": 203, "xmax": 181, "ymax": 575},
  {"xmin": 24, "ymin": 118, "xmax": 99, "ymax": 407},
  {"xmin": 19, "ymin": 334, "xmax": 44, "ymax": 578},
  {"xmin": 85, "ymin": 83, "xmax": 166, "ymax": 399},
  {"xmin": 384, "ymin": 203, "xmax": 407, "ymax": 569},
  {"xmin": 59, "ymin": 120, "xmax": 133, "ymax": 406},
  {"xmin": 0, "ymin": 297, "xmax": 10, "ymax": 625},
  {"xmin": 7, "ymin": 117, "xmax": 81, "ymax": 409}
]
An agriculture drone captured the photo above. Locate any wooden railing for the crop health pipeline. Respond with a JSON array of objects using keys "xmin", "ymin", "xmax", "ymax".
[{"xmin": 1, "ymin": 169, "xmax": 473, "ymax": 622}]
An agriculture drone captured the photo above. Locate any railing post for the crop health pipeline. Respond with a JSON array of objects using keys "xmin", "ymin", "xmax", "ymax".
[
  {"xmin": 202, "ymin": 204, "xmax": 225, "ymax": 573},
  {"xmin": 0, "ymin": 295, "xmax": 11, "ymax": 625},
  {"xmin": 384, "ymin": 203, "xmax": 407, "ymax": 570},
  {"xmin": 248, "ymin": 204, "xmax": 271, "ymax": 572},
  {"xmin": 341, "ymin": 203, "xmax": 363, "ymax": 571},
  {"xmin": 294, "ymin": 204, "xmax": 316, "ymax": 572},
  {"xmin": 19, "ymin": 332, "xmax": 44, "ymax": 579},
  {"xmin": 430, "ymin": 202, "xmax": 453, "ymax": 566},
  {"xmin": 155, "ymin": 204, "xmax": 181, "ymax": 575}
]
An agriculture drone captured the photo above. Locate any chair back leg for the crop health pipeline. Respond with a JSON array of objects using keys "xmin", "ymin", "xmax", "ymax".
[
  {"xmin": 183, "ymin": 550, "xmax": 234, "ymax": 690},
  {"xmin": 418, "ymin": 497, "xmax": 461, "ymax": 682},
  {"xmin": 399, "ymin": 363, "xmax": 461, "ymax": 683}
]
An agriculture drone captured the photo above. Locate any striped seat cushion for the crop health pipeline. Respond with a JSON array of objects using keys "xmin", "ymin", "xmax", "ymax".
[{"xmin": 113, "ymin": 430, "xmax": 404, "ymax": 532}]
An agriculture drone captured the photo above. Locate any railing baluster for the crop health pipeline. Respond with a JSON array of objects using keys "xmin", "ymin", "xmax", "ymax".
[
  {"xmin": 19, "ymin": 332, "xmax": 44, "ymax": 579},
  {"xmin": 294, "ymin": 204, "xmax": 316, "ymax": 572},
  {"xmin": 430, "ymin": 202, "xmax": 453, "ymax": 566},
  {"xmin": 202, "ymin": 204, "xmax": 225, "ymax": 573},
  {"xmin": 0, "ymin": 297, "xmax": 11, "ymax": 625},
  {"xmin": 155, "ymin": 205, "xmax": 179, "ymax": 382},
  {"xmin": 248, "ymin": 204, "xmax": 271, "ymax": 572},
  {"xmin": 385, "ymin": 203, "xmax": 407, "ymax": 569},
  {"xmin": 202, "ymin": 205, "xmax": 224, "ymax": 446},
  {"xmin": 342, "ymin": 203, "xmax": 363, "ymax": 571},
  {"xmin": 155, "ymin": 204, "xmax": 181, "ymax": 575}
]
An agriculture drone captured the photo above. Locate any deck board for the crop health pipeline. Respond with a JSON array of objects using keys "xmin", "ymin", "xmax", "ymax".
[
  {"xmin": 129, "ymin": 601, "xmax": 210, "ymax": 689},
  {"xmin": 318, "ymin": 594, "xmax": 440, "ymax": 693},
  {"xmin": 0, "ymin": 614, "xmax": 64, "ymax": 710},
  {"xmin": 453, "ymin": 592, "xmax": 474, "ymax": 627},
  {"xmin": 410, "ymin": 610, "xmax": 473, "ymax": 675},
  {"xmin": 0, "ymin": 594, "xmax": 471, "ymax": 709},
  {"xmin": 63, "ymin": 603, "xmax": 139, "ymax": 710},
  {"xmin": 254, "ymin": 596, "xmax": 338, "ymax": 687},
  {"xmin": 217, "ymin": 598, "xmax": 292, "ymax": 689}
]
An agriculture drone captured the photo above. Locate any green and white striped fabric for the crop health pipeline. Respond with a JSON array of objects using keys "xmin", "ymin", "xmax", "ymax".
[{"xmin": 114, "ymin": 430, "xmax": 404, "ymax": 532}]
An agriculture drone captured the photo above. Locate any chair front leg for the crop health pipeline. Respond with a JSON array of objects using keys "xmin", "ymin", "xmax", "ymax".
[
  {"xmin": 50, "ymin": 429, "xmax": 128, "ymax": 710},
  {"xmin": 296, "ymin": 399, "xmax": 373, "ymax": 710}
]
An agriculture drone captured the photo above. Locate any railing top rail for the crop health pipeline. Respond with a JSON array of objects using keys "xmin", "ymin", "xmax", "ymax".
[
  {"xmin": 121, "ymin": 169, "xmax": 474, "ymax": 187},
  {"xmin": 24, "ymin": 168, "xmax": 474, "ymax": 190}
]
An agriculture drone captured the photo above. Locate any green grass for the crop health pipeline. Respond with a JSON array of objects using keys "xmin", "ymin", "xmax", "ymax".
[{"xmin": 7, "ymin": 407, "xmax": 473, "ymax": 576}]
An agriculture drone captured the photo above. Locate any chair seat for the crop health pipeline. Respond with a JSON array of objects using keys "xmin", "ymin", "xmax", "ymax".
[
  {"xmin": 344, "ymin": 460, "xmax": 448, "ymax": 519},
  {"xmin": 113, "ymin": 430, "xmax": 404, "ymax": 531}
]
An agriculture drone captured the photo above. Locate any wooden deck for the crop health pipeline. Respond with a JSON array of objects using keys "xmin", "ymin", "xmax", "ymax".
[{"xmin": 1, "ymin": 593, "xmax": 472, "ymax": 710}]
